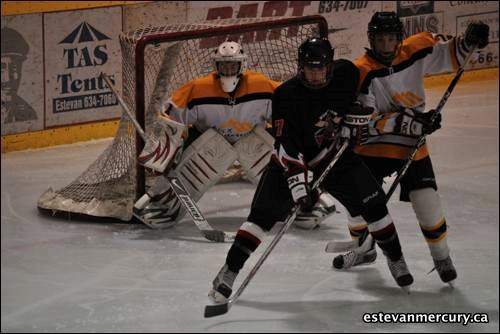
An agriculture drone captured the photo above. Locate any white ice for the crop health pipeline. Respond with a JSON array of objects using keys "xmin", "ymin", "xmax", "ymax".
[{"xmin": 1, "ymin": 78, "xmax": 499, "ymax": 332}]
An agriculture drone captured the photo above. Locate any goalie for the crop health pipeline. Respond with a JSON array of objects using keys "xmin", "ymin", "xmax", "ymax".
[{"xmin": 133, "ymin": 41, "xmax": 336, "ymax": 229}]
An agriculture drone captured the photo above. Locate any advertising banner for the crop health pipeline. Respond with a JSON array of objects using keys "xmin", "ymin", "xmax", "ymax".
[{"xmin": 44, "ymin": 7, "xmax": 123, "ymax": 127}]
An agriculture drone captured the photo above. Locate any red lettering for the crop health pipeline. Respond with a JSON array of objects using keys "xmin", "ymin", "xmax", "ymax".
[
  {"xmin": 257, "ymin": 1, "xmax": 288, "ymax": 41},
  {"xmin": 288, "ymin": 1, "xmax": 311, "ymax": 37},
  {"xmin": 201, "ymin": 6, "xmax": 234, "ymax": 48},
  {"xmin": 206, "ymin": 6, "xmax": 233, "ymax": 20},
  {"xmin": 200, "ymin": 1, "xmax": 313, "ymax": 48},
  {"xmin": 237, "ymin": 3, "xmax": 259, "ymax": 44}
]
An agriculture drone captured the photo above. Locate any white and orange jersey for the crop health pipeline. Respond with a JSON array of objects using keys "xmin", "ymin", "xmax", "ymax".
[
  {"xmin": 354, "ymin": 32, "xmax": 470, "ymax": 160},
  {"xmin": 167, "ymin": 71, "xmax": 280, "ymax": 144}
]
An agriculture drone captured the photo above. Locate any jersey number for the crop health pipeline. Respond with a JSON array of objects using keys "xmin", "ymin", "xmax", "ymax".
[{"xmin": 274, "ymin": 119, "xmax": 284, "ymax": 137}]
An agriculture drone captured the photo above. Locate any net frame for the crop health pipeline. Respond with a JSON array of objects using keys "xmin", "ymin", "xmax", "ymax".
[{"xmin": 37, "ymin": 15, "xmax": 329, "ymax": 221}]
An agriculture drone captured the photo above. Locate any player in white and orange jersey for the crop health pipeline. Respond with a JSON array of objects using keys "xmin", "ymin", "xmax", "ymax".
[
  {"xmin": 133, "ymin": 41, "xmax": 336, "ymax": 229},
  {"xmin": 331, "ymin": 11, "xmax": 489, "ymax": 286}
]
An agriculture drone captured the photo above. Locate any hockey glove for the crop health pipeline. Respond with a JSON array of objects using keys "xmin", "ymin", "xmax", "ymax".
[
  {"xmin": 340, "ymin": 102, "xmax": 373, "ymax": 146},
  {"xmin": 394, "ymin": 109, "xmax": 442, "ymax": 137},
  {"xmin": 287, "ymin": 169, "xmax": 317, "ymax": 211},
  {"xmin": 464, "ymin": 21, "xmax": 489, "ymax": 49},
  {"xmin": 138, "ymin": 113, "xmax": 187, "ymax": 173}
]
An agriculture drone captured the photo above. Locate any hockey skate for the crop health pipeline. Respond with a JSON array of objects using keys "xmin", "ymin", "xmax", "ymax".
[
  {"xmin": 132, "ymin": 191, "xmax": 182, "ymax": 229},
  {"xmin": 294, "ymin": 191, "xmax": 337, "ymax": 230},
  {"xmin": 208, "ymin": 264, "xmax": 238, "ymax": 303},
  {"xmin": 332, "ymin": 232, "xmax": 377, "ymax": 269},
  {"xmin": 431, "ymin": 256, "xmax": 457, "ymax": 286},
  {"xmin": 387, "ymin": 255, "xmax": 414, "ymax": 292}
]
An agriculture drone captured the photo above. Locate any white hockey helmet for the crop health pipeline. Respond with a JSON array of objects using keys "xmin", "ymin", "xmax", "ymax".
[{"xmin": 212, "ymin": 41, "xmax": 247, "ymax": 93}]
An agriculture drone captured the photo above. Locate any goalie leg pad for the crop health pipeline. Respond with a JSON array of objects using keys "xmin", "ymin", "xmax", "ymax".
[
  {"xmin": 233, "ymin": 126, "xmax": 274, "ymax": 185},
  {"xmin": 134, "ymin": 129, "xmax": 237, "ymax": 229},
  {"xmin": 175, "ymin": 128, "xmax": 238, "ymax": 203}
]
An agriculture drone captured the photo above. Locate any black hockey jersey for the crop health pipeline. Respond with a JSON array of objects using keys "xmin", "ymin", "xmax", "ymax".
[{"xmin": 271, "ymin": 59, "xmax": 359, "ymax": 174}]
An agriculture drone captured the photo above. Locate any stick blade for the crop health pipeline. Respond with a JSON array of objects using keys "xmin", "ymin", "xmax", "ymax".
[
  {"xmin": 203, "ymin": 230, "xmax": 236, "ymax": 243},
  {"xmin": 325, "ymin": 240, "xmax": 359, "ymax": 253},
  {"xmin": 204, "ymin": 303, "xmax": 229, "ymax": 318}
]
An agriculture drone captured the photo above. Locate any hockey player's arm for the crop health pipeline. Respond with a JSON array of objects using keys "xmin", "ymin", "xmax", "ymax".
[
  {"xmin": 271, "ymin": 88, "xmax": 315, "ymax": 210},
  {"xmin": 271, "ymin": 87, "xmax": 306, "ymax": 175},
  {"xmin": 366, "ymin": 108, "xmax": 442, "ymax": 139},
  {"xmin": 137, "ymin": 83, "xmax": 193, "ymax": 173}
]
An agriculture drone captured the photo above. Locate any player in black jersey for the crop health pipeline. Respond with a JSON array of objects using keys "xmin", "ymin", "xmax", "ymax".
[{"xmin": 208, "ymin": 37, "xmax": 414, "ymax": 303}]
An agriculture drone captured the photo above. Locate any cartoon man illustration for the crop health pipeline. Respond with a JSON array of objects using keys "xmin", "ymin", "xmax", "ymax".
[{"xmin": 1, "ymin": 27, "xmax": 37, "ymax": 124}]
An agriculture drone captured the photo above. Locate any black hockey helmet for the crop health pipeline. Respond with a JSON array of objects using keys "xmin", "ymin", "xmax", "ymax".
[
  {"xmin": 297, "ymin": 37, "xmax": 334, "ymax": 89},
  {"xmin": 367, "ymin": 11, "xmax": 404, "ymax": 63},
  {"xmin": 368, "ymin": 11, "xmax": 404, "ymax": 39}
]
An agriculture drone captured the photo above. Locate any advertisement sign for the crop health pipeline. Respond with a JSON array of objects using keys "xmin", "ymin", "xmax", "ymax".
[{"xmin": 44, "ymin": 7, "xmax": 122, "ymax": 127}]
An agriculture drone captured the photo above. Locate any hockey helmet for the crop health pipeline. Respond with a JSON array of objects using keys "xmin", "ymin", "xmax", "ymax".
[
  {"xmin": 367, "ymin": 11, "xmax": 404, "ymax": 64},
  {"xmin": 297, "ymin": 37, "xmax": 334, "ymax": 89},
  {"xmin": 212, "ymin": 41, "xmax": 247, "ymax": 93}
]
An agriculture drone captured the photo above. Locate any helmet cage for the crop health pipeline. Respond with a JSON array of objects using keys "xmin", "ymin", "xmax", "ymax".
[{"xmin": 212, "ymin": 41, "xmax": 247, "ymax": 92}]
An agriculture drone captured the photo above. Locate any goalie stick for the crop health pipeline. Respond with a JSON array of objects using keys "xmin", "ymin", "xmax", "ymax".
[
  {"xmin": 101, "ymin": 73, "xmax": 235, "ymax": 243},
  {"xmin": 325, "ymin": 45, "xmax": 478, "ymax": 254},
  {"xmin": 204, "ymin": 139, "xmax": 349, "ymax": 318}
]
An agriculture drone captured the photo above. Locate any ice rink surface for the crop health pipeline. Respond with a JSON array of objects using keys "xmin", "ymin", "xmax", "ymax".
[{"xmin": 1, "ymin": 78, "xmax": 498, "ymax": 332}]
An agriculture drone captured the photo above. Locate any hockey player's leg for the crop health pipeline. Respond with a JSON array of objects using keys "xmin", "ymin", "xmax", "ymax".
[
  {"xmin": 208, "ymin": 221, "xmax": 266, "ymax": 303},
  {"xmin": 410, "ymin": 188, "xmax": 457, "ymax": 285},
  {"xmin": 133, "ymin": 178, "xmax": 183, "ymax": 229},
  {"xmin": 135, "ymin": 128, "xmax": 238, "ymax": 229},
  {"xmin": 332, "ymin": 214, "xmax": 377, "ymax": 269},
  {"xmin": 208, "ymin": 164, "xmax": 291, "ymax": 303},
  {"xmin": 133, "ymin": 113, "xmax": 186, "ymax": 228},
  {"xmin": 364, "ymin": 205, "xmax": 413, "ymax": 290}
]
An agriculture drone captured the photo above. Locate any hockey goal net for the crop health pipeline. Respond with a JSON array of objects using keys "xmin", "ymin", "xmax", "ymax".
[{"xmin": 37, "ymin": 15, "xmax": 328, "ymax": 221}]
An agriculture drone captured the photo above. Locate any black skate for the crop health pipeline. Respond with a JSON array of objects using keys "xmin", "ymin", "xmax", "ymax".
[
  {"xmin": 387, "ymin": 255, "xmax": 414, "ymax": 292},
  {"xmin": 333, "ymin": 232, "xmax": 377, "ymax": 269},
  {"xmin": 208, "ymin": 264, "xmax": 238, "ymax": 303},
  {"xmin": 432, "ymin": 256, "xmax": 457, "ymax": 286}
]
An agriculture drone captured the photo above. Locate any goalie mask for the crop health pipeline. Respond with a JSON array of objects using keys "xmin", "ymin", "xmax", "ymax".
[
  {"xmin": 368, "ymin": 11, "xmax": 404, "ymax": 65},
  {"xmin": 298, "ymin": 37, "xmax": 334, "ymax": 90},
  {"xmin": 213, "ymin": 41, "xmax": 247, "ymax": 93}
]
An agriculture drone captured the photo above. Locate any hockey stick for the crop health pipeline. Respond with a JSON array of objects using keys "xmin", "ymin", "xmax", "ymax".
[
  {"xmin": 385, "ymin": 45, "xmax": 477, "ymax": 201},
  {"xmin": 325, "ymin": 45, "xmax": 478, "ymax": 253},
  {"xmin": 204, "ymin": 139, "xmax": 349, "ymax": 318},
  {"xmin": 101, "ymin": 73, "xmax": 235, "ymax": 243}
]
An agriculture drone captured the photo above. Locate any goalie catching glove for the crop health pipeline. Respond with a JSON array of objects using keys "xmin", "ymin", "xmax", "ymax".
[{"xmin": 138, "ymin": 113, "xmax": 187, "ymax": 173}]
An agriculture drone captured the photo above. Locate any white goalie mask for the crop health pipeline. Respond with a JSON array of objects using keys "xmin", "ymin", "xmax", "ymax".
[{"xmin": 212, "ymin": 41, "xmax": 247, "ymax": 93}]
